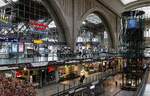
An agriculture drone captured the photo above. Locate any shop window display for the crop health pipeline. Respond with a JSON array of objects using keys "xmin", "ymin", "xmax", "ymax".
[{"xmin": 58, "ymin": 65, "xmax": 80, "ymax": 81}]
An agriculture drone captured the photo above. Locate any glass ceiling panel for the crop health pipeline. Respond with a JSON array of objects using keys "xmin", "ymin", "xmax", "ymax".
[
  {"xmin": 0, "ymin": 1, "xmax": 7, "ymax": 7},
  {"xmin": 135, "ymin": 6, "xmax": 150, "ymax": 19},
  {"xmin": 120, "ymin": 0, "xmax": 137, "ymax": 5},
  {"xmin": 0, "ymin": 0, "xmax": 18, "ymax": 7},
  {"xmin": 86, "ymin": 13, "xmax": 102, "ymax": 24},
  {"xmin": 48, "ymin": 21, "xmax": 56, "ymax": 28}
]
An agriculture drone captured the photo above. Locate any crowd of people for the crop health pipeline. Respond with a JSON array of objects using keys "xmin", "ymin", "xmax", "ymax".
[{"xmin": 0, "ymin": 75, "xmax": 36, "ymax": 96}]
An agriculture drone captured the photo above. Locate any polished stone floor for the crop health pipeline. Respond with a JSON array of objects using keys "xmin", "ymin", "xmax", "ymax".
[
  {"xmin": 36, "ymin": 72, "xmax": 103, "ymax": 96},
  {"xmin": 99, "ymin": 74, "xmax": 134, "ymax": 96}
]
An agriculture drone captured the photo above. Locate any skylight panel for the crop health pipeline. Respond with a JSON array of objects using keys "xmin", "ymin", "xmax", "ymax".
[{"xmin": 120, "ymin": 0, "xmax": 137, "ymax": 5}]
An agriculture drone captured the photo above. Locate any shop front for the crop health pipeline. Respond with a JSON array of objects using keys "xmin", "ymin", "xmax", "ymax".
[
  {"xmin": 58, "ymin": 65, "xmax": 80, "ymax": 81},
  {"xmin": 81, "ymin": 62, "xmax": 101, "ymax": 75}
]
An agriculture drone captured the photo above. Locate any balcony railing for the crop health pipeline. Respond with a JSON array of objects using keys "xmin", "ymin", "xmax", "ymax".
[{"xmin": 0, "ymin": 52, "xmax": 115, "ymax": 65}]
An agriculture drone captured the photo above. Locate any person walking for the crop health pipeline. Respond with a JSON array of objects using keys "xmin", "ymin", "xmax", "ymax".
[{"xmin": 79, "ymin": 75, "xmax": 85, "ymax": 84}]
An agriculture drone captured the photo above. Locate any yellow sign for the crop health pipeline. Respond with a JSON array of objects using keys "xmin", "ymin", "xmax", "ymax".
[
  {"xmin": 0, "ymin": 15, "xmax": 9, "ymax": 23},
  {"xmin": 33, "ymin": 40, "xmax": 44, "ymax": 44}
]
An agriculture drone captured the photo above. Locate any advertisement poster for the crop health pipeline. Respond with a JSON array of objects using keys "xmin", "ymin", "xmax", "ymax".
[
  {"xmin": 11, "ymin": 43, "xmax": 18, "ymax": 52},
  {"xmin": 19, "ymin": 43, "xmax": 24, "ymax": 52}
]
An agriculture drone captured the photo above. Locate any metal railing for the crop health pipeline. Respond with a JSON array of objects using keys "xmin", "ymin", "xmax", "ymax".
[
  {"xmin": 134, "ymin": 68, "xmax": 149, "ymax": 96},
  {"xmin": 0, "ymin": 52, "xmax": 113, "ymax": 65},
  {"xmin": 51, "ymin": 69, "xmax": 120, "ymax": 96}
]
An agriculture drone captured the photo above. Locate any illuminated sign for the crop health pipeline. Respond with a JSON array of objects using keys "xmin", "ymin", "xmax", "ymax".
[
  {"xmin": 30, "ymin": 20, "xmax": 48, "ymax": 31},
  {"xmin": 48, "ymin": 66, "xmax": 56, "ymax": 73},
  {"xmin": 33, "ymin": 40, "xmax": 44, "ymax": 44},
  {"xmin": 16, "ymin": 71, "xmax": 23, "ymax": 78}
]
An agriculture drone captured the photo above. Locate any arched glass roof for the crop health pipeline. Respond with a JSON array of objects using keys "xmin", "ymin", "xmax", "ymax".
[
  {"xmin": 0, "ymin": 0, "xmax": 18, "ymax": 7},
  {"xmin": 85, "ymin": 13, "xmax": 102, "ymax": 24},
  {"xmin": 135, "ymin": 6, "xmax": 150, "ymax": 19},
  {"xmin": 120, "ymin": 0, "xmax": 137, "ymax": 5}
]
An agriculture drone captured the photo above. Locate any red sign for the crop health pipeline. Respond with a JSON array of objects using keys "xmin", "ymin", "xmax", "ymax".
[
  {"xmin": 30, "ymin": 20, "xmax": 48, "ymax": 31},
  {"xmin": 16, "ymin": 71, "xmax": 23, "ymax": 78},
  {"xmin": 48, "ymin": 66, "xmax": 56, "ymax": 73}
]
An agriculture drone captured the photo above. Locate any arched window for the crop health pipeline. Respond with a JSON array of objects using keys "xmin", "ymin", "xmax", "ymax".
[{"xmin": 76, "ymin": 13, "xmax": 110, "ymax": 57}]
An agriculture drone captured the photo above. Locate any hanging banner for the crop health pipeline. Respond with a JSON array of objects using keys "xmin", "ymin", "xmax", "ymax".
[{"xmin": 29, "ymin": 20, "xmax": 48, "ymax": 31}]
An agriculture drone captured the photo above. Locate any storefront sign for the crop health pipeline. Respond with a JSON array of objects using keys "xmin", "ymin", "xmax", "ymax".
[
  {"xmin": 33, "ymin": 40, "xmax": 44, "ymax": 44},
  {"xmin": 31, "ymin": 62, "xmax": 48, "ymax": 67},
  {"xmin": 48, "ymin": 66, "xmax": 56, "ymax": 73},
  {"xmin": 0, "ymin": 66, "xmax": 18, "ymax": 71},
  {"xmin": 16, "ymin": 71, "xmax": 23, "ymax": 78},
  {"xmin": 65, "ymin": 60, "xmax": 80, "ymax": 64}
]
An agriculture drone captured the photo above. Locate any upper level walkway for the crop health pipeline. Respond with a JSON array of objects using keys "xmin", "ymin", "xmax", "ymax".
[{"xmin": 0, "ymin": 52, "xmax": 113, "ymax": 66}]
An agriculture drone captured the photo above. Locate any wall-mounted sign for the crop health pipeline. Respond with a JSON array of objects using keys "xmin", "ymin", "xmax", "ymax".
[{"xmin": 33, "ymin": 39, "xmax": 44, "ymax": 44}]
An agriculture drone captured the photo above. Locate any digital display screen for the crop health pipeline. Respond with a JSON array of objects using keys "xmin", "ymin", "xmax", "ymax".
[{"xmin": 127, "ymin": 19, "xmax": 138, "ymax": 29}]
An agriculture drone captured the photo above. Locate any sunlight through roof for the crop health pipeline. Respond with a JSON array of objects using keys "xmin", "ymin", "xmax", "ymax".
[
  {"xmin": 120, "ymin": 0, "xmax": 137, "ymax": 5},
  {"xmin": 135, "ymin": 6, "xmax": 150, "ymax": 18}
]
